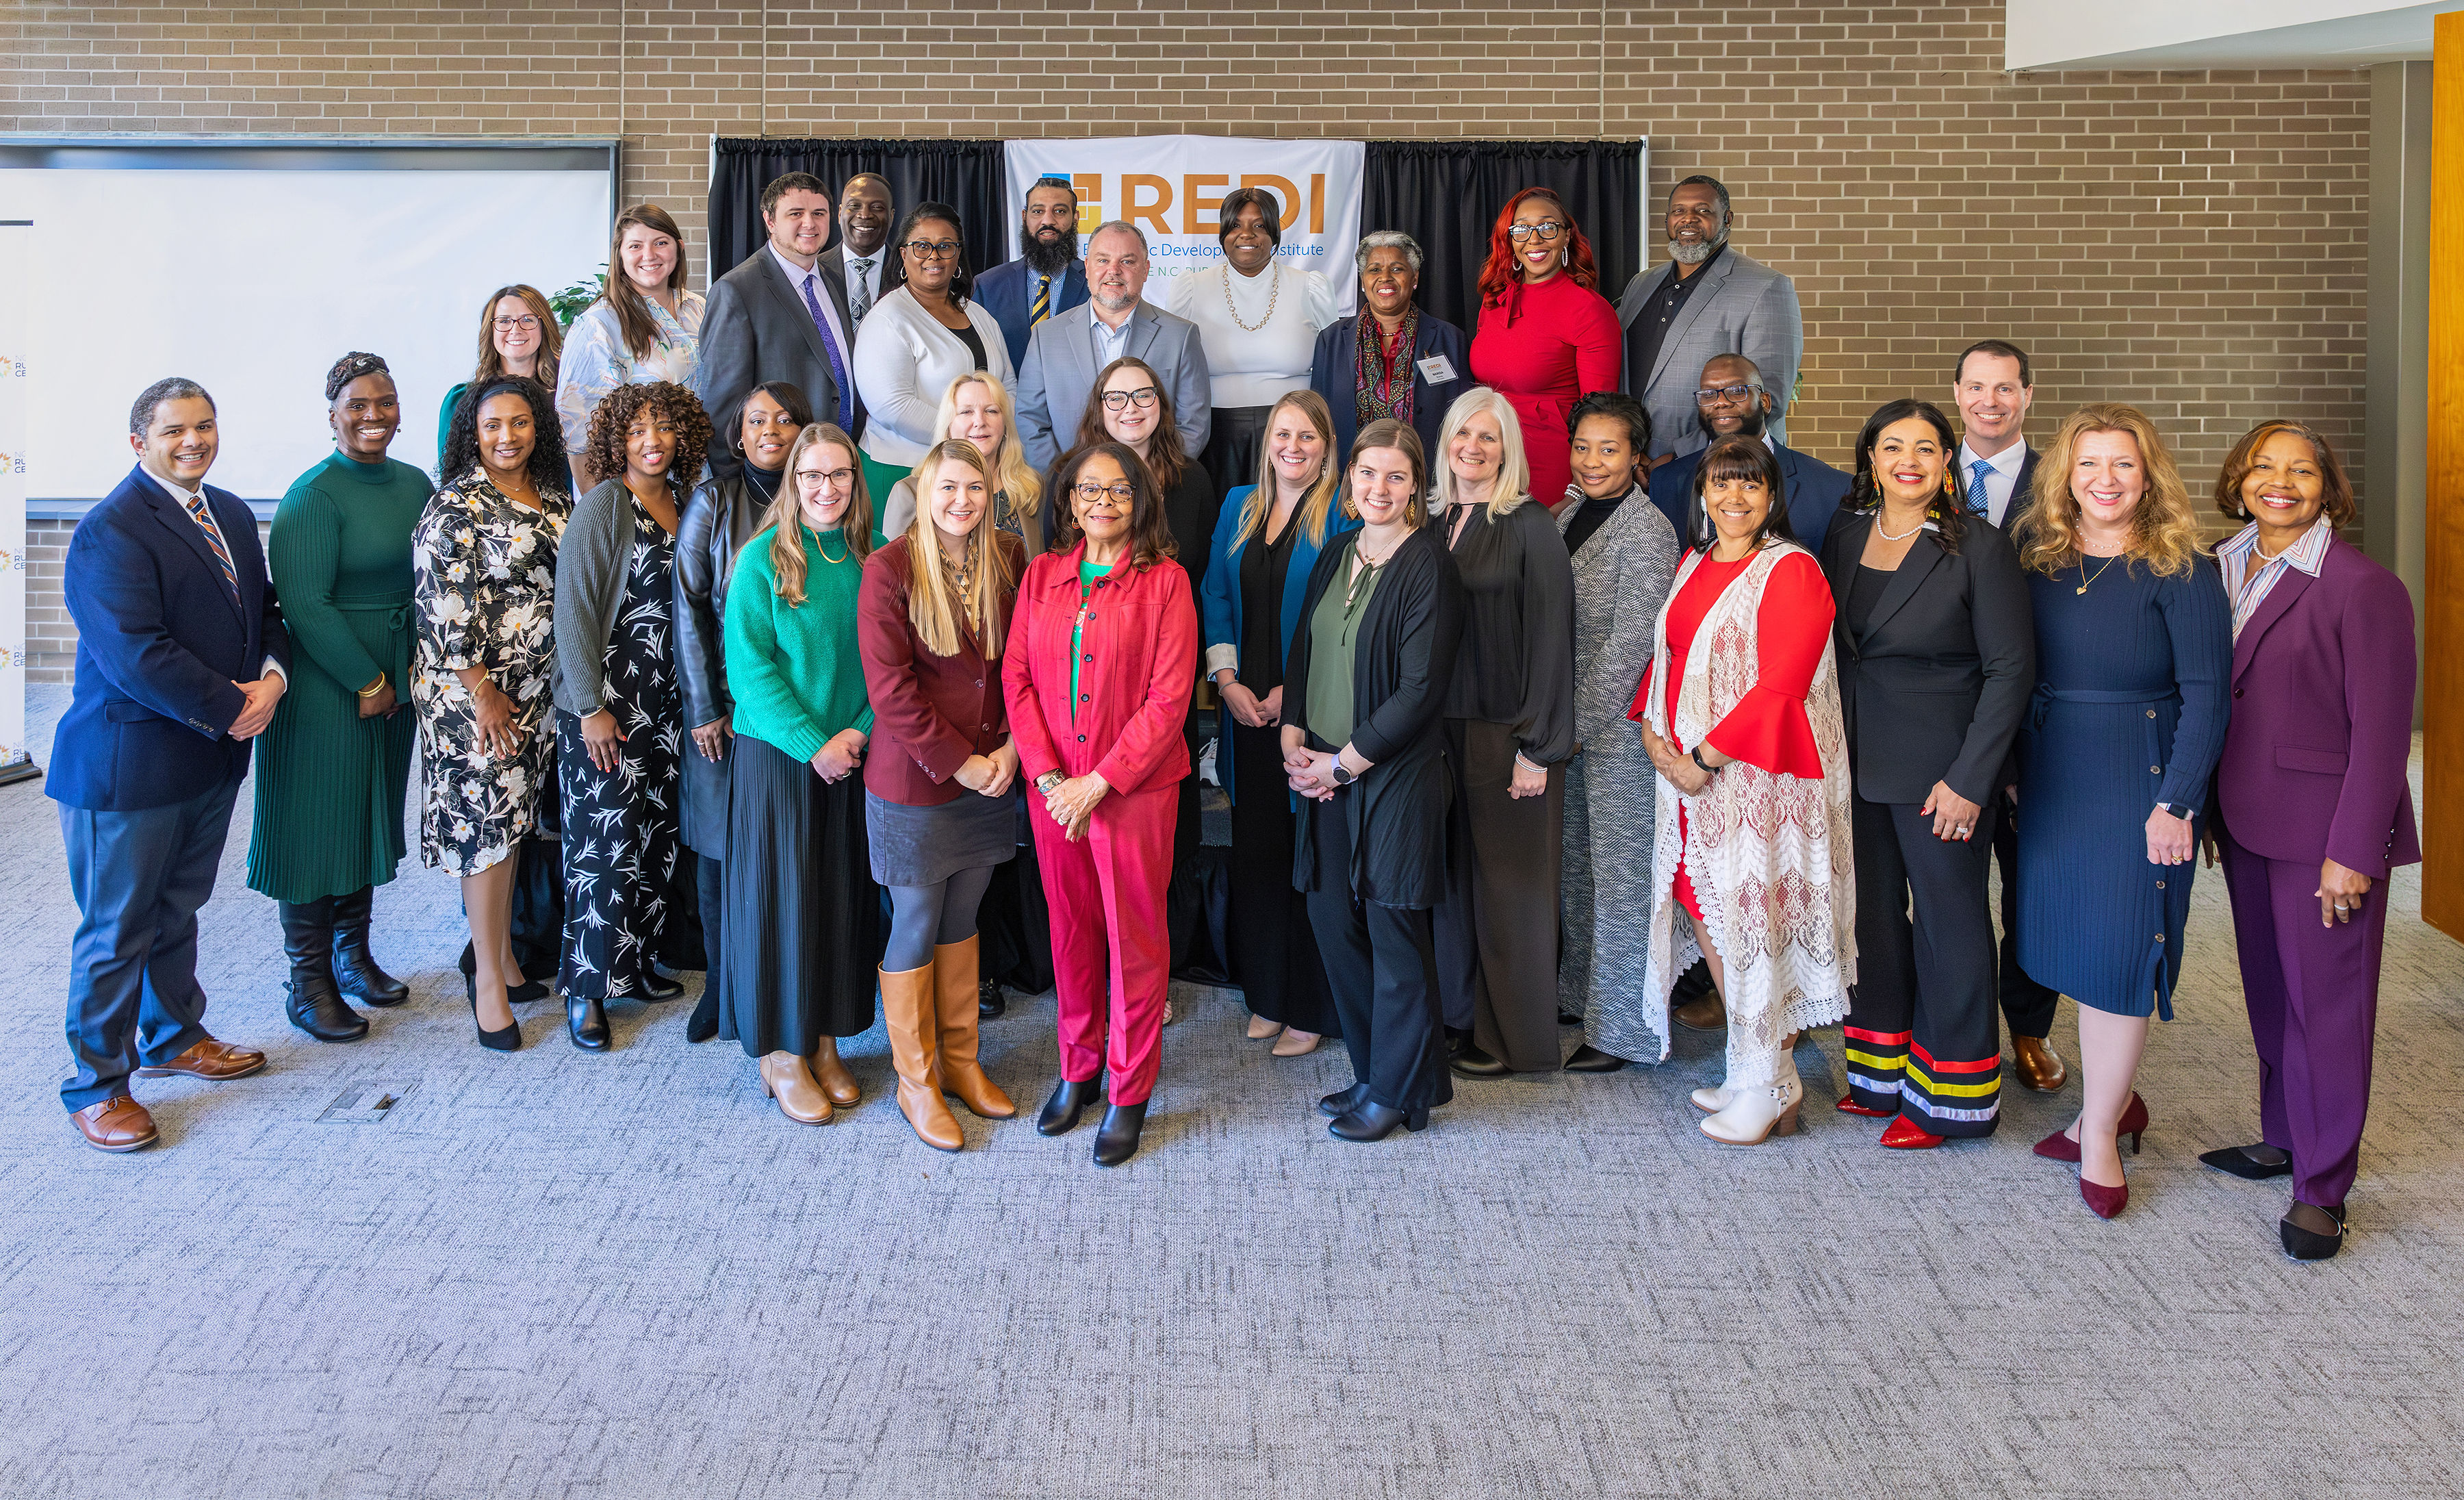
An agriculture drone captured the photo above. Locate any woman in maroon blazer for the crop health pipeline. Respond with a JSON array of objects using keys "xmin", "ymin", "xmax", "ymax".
[{"xmin": 2203, "ymin": 420, "xmax": 2417, "ymax": 1262}]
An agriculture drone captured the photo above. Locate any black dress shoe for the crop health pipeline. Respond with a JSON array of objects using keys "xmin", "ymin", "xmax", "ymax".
[
  {"xmin": 1557, "ymin": 1010, "xmax": 1583, "ymax": 1026},
  {"xmin": 684, "ymin": 989, "xmax": 720, "ymax": 1043},
  {"xmin": 1450, "ymin": 1043, "xmax": 1513, "ymax": 1079},
  {"xmin": 467, "ymin": 978, "xmax": 521, "ymax": 1052},
  {"xmin": 1093, "ymin": 1101, "xmax": 1148, "ymax": 1167},
  {"xmin": 1444, "ymin": 1026, "xmax": 1470, "ymax": 1059},
  {"xmin": 979, "ymin": 979, "xmax": 1006, "ymax": 1019},
  {"xmin": 1330, "ymin": 1100, "xmax": 1428, "ymax": 1141},
  {"xmin": 280, "ymin": 898, "xmax": 369, "ymax": 1043},
  {"xmin": 639, "ymin": 966, "xmax": 686, "ymax": 1002},
  {"xmin": 567, "ymin": 995, "xmax": 611, "ymax": 1051},
  {"xmin": 1563, "ymin": 1043, "xmax": 1628, "ymax": 1073},
  {"xmin": 1037, "ymin": 1077, "xmax": 1101, "ymax": 1136},
  {"xmin": 2200, "ymin": 1143, "xmax": 2294, "ymax": 1180},
  {"xmin": 1318, "ymin": 1082, "xmax": 1370, "ymax": 1119},
  {"xmin": 2281, "ymin": 1201, "xmax": 2346, "ymax": 1260}
]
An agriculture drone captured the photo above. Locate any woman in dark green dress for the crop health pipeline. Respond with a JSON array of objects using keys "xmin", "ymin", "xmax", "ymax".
[{"xmin": 247, "ymin": 352, "xmax": 432, "ymax": 1042}]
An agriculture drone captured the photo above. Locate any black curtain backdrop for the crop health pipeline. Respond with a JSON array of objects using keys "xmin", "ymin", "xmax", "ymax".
[
  {"xmin": 707, "ymin": 138, "xmax": 1008, "ymax": 284},
  {"xmin": 706, "ymin": 137, "xmax": 1643, "ymax": 335},
  {"xmin": 1359, "ymin": 140, "xmax": 1644, "ymax": 335}
]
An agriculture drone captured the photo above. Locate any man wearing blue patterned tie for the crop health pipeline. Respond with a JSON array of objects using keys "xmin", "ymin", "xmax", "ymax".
[
  {"xmin": 977, "ymin": 175, "xmax": 1091, "ymax": 371},
  {"xmin": 694, "ymin": 171, "xmax": 861, "ymax": 479},
  {"xmin": 49, "ymin": 379, "xmax": 292, "ymax": 1152},
  {"xmin": 1949, "ymin": 337, "xmax": 2063, "ymax": 1093}
]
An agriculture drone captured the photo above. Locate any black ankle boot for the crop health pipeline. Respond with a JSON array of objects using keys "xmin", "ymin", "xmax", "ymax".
[
  {"xmin": 281, "ymin": 898, "xmax": 368, "ymax": 1042},
  {"xmin": 567, "ymin": 995, "xmax": 611, "ymax": 1051},
  {"xmin": 684, "ymin": 987, "xmax": 720, "ymax": 1043},
  {"xmin": 1038, "ymin": 1077, "xmax": 1102, "ymax": 1136},
  {"xmin": 1092, "ymin": 1101, "xmax": 1147, "ymax": 1167},
  {"xmin": 1329, "ymin": 1100, "xmax": 1428, "ymax": 1141},
  {"xmin": 1318, "ymin": 1082, "xmax": 1370, "ymax": 1119},
  {"xmin": 329, "ymin": 887, "xmax": 409, "ymax": 1007}
]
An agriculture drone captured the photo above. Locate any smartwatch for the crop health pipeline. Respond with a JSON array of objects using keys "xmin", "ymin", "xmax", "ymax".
[
  {"xmin": 1330, "ymin": 759, "xmax": 1355, "ymax": 786},
  {"xmin": 2156, "ymin": 800, "xmax": 2192, "ymax": 821},
  {"xmin": 1691, "ymin": 745, "xmax": 1720, "ymax": 776}
]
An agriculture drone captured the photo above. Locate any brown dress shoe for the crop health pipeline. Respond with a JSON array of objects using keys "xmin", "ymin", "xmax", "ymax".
[
  {"xmin": 2011, "ymin": 1034, "xmax": 2068, "ymax": 1093},
  {"xmin": 806, "ymin": 1034, "xmax": 862, "ymax": 1109},
  {"xmin": 72, "ymin": 1095, "xmax": 159, "ymax": 1152},
  {"xmin": 135, "ymin": 1036, "xmax": 267, "ymax": 1081},
  {"xmin": 1671, "ymin": 993, "xmax": 1727, "ymax": 1032}
]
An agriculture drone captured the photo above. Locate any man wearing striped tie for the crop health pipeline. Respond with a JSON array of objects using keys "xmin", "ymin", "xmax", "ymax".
[
  {"xmin": 48, "ymin": 378, "xmax": 292, "ymax": 1152},
  {"xmin": 976, "ymin": 175, "xmax": 1090, "ymax": 372}
]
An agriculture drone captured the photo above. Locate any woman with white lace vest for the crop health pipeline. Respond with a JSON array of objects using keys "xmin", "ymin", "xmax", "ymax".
[{"xmin": 1630, "ymin": 434, "xmax": 1857, "ymax": 1145}]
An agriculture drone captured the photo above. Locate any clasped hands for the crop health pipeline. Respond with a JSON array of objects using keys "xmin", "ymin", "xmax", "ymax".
[
  {"xmin": 226, "ymin": 672, "xmax": 287, "ymax": 739},
  {"xmin": 1638, "ymin": 720, "xmax": 1721, "ymax": 796},
  {"xmin": 1040, "ymin": 769, "xmax": 1108, "ymax": 841}
]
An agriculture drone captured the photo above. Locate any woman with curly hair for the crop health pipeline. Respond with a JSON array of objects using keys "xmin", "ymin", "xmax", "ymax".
[
  {"xmin": 413, "ymin": 373, "xmax": 573, "ymax": 1050},
  {"xmin": 1465, "ymin": 188, "xmax": 1622, "ymax": 511},
  {"xmin": 2011, "ymin": 403, "xmax": 2231, "ymax": 1218},
  {"xmin": 551, "ymin": 379, "xmax": 713, "ymax": 1050}
]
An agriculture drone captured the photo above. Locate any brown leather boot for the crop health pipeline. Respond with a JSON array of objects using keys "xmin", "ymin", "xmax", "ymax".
[
  {"xmin": 881, "ymin": 963, "xmax": 962, "ymax": 1151},
  {"xmin": 1671, "ymin": 991, "xmax": 1727, "ymax": 1032},
  {"xmin": 806, "ymin": 1035, "xmax": 861, "ymax": 1108},
  {"xmin": 2011, "ymin": 1034, "xmax": 2068, "ymax": 1092},
  {"xmin": 932, "ymin": 937, "xmax": 1016, "ymax": 1119},
  {"xmin": 759, "ymin": 1052, "xmax": 833, "ymax": 1125}
]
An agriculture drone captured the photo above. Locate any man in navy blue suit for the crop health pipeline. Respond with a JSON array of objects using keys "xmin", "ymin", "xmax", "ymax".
[
  {"xmin": 974, "ymin": 175, "xmax": 1090, "ymax": 371},
  {"xmin": 1648, "ymin": 351, "xmax": 1851, "ymax": 553},
  {"xmin": 49, "ymin": 379, "xmax": 290, "ymax": 1151}
]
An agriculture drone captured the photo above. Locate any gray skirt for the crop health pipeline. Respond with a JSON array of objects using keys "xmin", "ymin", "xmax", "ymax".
[{"xmin": 866, "ymin": 787, "xmax": 1018, "ymax": 887}]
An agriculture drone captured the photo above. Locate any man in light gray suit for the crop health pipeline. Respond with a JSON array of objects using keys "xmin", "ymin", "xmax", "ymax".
[
  {"xmin": 1617, "ymin": 175, "xmax": 1804, "ymax": 461},
  {"xmin": 1016, "ymin": 221, "xmax": 1211, "ymax": 475},
  {"xmin": 693, "ymin": 170, "xmax": 860, "ymax": 479}
]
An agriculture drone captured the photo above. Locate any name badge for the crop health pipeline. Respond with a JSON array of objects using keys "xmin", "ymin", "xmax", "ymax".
[{"xmin": 1415, "ymin": 355, "xmax": 1458, "ymax": 385}]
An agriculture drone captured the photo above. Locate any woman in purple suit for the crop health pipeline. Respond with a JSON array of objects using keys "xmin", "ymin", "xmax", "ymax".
[{"xmin": 2201, "ymin": 420, "xmax": 2417, "ymax": 1262}]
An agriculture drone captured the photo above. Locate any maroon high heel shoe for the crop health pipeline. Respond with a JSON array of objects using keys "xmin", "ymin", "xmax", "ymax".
[
  {"xmin": 2032, "ymin": 1092, "xmax": 2148, "ymax": 1164},
  {"xmin": 2079, "ymin": 1173, "xmax": 2129, "ymax": 1219},
  {"xmin": 1836, "ymin": 1095, "xmax": 1893, "ymax": 1119}
]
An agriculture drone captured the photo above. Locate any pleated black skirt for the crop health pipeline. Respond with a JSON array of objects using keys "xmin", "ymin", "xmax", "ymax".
[{"xmin": 721, "ymin": 734, "xmax": 882, "ymax": 1057}]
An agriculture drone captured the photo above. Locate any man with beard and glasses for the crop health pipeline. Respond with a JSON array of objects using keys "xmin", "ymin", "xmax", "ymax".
[
  {"xmin": 695, "ymin": 171, "xmax": 860, "ymax": 478},
  {"xmin": 1015, "ymin": 220, "xmax": 1210, "ymax": 475},
  {"xmin": 1616, "ymin": 175, "xmax": 1804, "ymax": 464},
  {"xmin": 1647, "ymin": 352, "xmax": 1847, "ymax": 552},
  {"xmin": 977, "ymin": 175, "xmax": 1090, "ymax": 370}
]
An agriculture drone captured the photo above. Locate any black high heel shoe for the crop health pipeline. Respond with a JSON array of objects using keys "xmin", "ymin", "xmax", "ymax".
[
  {"xmin": 1563, "ymin": 1044, "xmax": 1628, "ymax": 1074},
  {"xmin": 1329, "ymin": 1100, "xmax": 1428, "ymax": 1141},
  {"xmin": 2201, "ymin": 1143, "xmax": 2294, "ymax": 1180},
  {"xmin": 1037, "ymin": 1077, "xmax": 1101, "ymax": 1136},
  {"xmin": 465, "ymin": 974, "xmax": 521, "ymax": 1052},
  {"xmin": 2281, "ymin": 1202, "xmax": 2346, "ymax": 1261},
  {"xmin": 460, "ymin": 942, "xmax": 548, "ymax": 1004},
  {"xmin": 567, "ymin": 995, "xmax": 611, "ymax": 1051},
  {"xmin": 1318, "ymin": 1082, "xmax": 1369, "ymax": 1119},
  {"xmin": 1092, "ymin": 1102, "xmax": 1147, "ymax": 1167}
]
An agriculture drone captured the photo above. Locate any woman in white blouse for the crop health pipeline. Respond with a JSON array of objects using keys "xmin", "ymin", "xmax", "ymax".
[
  {"xmin": 556, "ymin": 203, "xmax": 706, "ymax": 494},
  {"xmin": 852, "ymin": 202, "xmax": 1015, "ymax": 506},
  {"xmin": 1169, "ymin": 186, "xmax": 1338, "ymax": 500}
]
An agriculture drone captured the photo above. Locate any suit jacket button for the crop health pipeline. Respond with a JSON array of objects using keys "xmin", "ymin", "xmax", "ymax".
[
  {"xmin": 1077, "ymin": 734, "xmax": 1086, "ymax": 743},
  {"xmin": 2155, "ymin": 933, "xmax": 2166, "ymax": 943},
  {"xmin": 2147, "ymin": 709, "xmax": 2157, "ymax": 718},
  {"xmin": 2231, "ymin": 687, "xmax": 2244, "ymax": 699},
  {"xmin": 2150, "ymin": 765, "xmax": 2161, "ymax": 775}
]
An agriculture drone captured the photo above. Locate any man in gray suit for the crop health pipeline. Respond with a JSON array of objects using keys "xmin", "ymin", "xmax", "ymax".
[
  {"xmin": 1617, "ymin": 175, "xmax": 1804, "ymax": 461},
  {"xmin": 1016, "ymin": 221, "xmax": 1210, "ymax": 475},
  {"xmin": 693, "ymin": 170, "xmax": 860, "ymax": 479}
]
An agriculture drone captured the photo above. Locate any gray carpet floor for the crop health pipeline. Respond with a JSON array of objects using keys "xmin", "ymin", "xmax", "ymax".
[{"xmin": 1, "ymin": 685, "xmax": 2460, "ymax": 1499}]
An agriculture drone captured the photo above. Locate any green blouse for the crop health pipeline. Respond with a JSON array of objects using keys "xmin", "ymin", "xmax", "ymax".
[
  {"xmin": 723, "ymin": 522, "xmax": 884, "ymax": 763},
  {"xmin": 1302, "ymin": 536, "xmax": 1378, "ymax": 750}
]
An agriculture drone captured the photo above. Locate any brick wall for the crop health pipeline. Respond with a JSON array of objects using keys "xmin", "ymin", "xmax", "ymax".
[{"xmin": 4, "ymin": 2, "xmax": 2376, "ymax": 679}]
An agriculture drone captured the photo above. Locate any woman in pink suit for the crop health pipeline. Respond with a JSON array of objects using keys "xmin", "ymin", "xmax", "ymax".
[
  {"xmin": 1467, "ymin": 188, "xmax": 1622, "ymax": 511},
  {"xmin": 1005, "ymin": 440, "xmax": 1199, "ymax": 1167},
  {"xmin": 2201, "ymin": 420, "xmax": 2417, "ymax": 1262}
]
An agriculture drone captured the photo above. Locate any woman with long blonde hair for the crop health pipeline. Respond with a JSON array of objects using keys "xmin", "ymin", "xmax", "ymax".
[
  {"xmin": 880, "ymin": 371, "xmax": 1046, "ymax": 550},
  {"xmin": 718, "ymin": 422, "xmax": 884, "ymax": 1124},
  {"xmin": 856, "ymin": 437, "xmax": 1027, "ymax": 1150},
  {"xmin": 1199, "ymin": 389, "xmax": 1359, "ymax": 1055},
  {"xmin": 2010, "ymin": 403, "xmax": 2231, "ymax": 1219}
]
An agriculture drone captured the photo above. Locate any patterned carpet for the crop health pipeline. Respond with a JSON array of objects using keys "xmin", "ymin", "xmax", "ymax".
[{"xmin": 1, "ymin": 685, "xmax": 2458, "ymax": 1499}]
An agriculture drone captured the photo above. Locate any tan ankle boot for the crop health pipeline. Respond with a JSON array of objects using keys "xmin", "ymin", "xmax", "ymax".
[
  {"xmin": 881, "ymin": 963, "xmax": 962, "ymax": 1150},
  {"xmin": 760, "ymin": 1052, "xmax": 833, "ymax": 1125},
  {"xmin": 806, "ymin": 1034, "xmax": 861, "ymax": 1108},
  {"xmin": 931, "ymin": 937, "xmax": 1016, "ymax": 1119}
]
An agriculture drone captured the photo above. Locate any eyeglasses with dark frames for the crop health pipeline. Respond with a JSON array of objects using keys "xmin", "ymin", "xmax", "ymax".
[{"xmin": 1100, "ymin": 386, "xmax": 1160, "ymax": 411}]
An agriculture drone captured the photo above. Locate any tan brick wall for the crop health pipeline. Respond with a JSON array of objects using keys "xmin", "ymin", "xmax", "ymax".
[{"xmin": 3, "ymin": 2, "xmax": 2376, "ymax": 678}]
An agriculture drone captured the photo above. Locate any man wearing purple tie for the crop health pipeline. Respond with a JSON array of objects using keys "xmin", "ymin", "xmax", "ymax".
[{"xmin": 693, "ymin": 171, "xmax": 862, "ymax": 479}]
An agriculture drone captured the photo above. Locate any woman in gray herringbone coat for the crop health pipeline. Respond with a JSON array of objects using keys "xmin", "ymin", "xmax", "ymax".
[{"xmin": 1554, "ymin": 393, "xmax": 1681, "ymax": 1071}]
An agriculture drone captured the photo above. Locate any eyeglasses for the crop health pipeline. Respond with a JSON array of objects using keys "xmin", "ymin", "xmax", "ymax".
[
  {"xmin": 1072, "ymin": 481, "xmax": 1136, "ymax": 505},
  {"xmin": 1506, "ymin": 221, "xmax": 1565, "ymax": 243},
  {"xmin": 795, "ymin": 467, "xmax": 858, "ymax": 489},
  {"xmin": 1694, "ymin": 383, "xmax": 1764, "ymax": 405},
  {"xmin": 493, "ymin": 314, "xmax": 543, "ymax": 332},
  {"xmin": 1100, "ymin": 386, "xmax": 1160, "ymax": 411},
  {"xmin": 903, "ymin": 240, "xmax": 962, "ymax": 259}
]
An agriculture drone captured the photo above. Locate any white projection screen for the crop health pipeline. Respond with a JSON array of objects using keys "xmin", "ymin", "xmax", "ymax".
[{"xmin": 1, "ymin": 138, "xmax": 618, "ymax": 501}]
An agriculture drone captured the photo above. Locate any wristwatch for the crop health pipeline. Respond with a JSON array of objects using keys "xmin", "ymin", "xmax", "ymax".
[
  {"xmin": 1690, "ymin": 745, "xmax": 1720, "ymax": 776},
  {"xmin": 1330, "ymin": 759, "xmax": 1355, "ymax": 786},
  {"xmin": 2156, "ymin": 800, "xmax": 2192, "ymax": 820},
  {"xmin": 1037, "ymin": 771, "xmax": 1065, "ymax": 796}
]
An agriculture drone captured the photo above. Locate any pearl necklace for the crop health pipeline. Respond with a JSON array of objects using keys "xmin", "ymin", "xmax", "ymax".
[{"xmin": 1223, "ymin": 262, "xmax": 1281, "ymax": 333}]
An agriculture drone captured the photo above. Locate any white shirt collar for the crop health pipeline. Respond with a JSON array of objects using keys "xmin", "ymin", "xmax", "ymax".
[
  {"xmin": 769, "ymin": 241, "xmax": 820, "ymax": 286},
  {"xmin": 143, "ymin": 466, "xmax": 209, "ymax": 508},
  {"xmin": 1958, "ymin": 439, "xmax": 2026, "ymax": 476}
]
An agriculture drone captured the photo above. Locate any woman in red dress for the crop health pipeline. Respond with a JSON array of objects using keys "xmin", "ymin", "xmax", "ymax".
[{"xmin": 1467, "ymin": 188, "xmax": 1624, "ymax": 510}]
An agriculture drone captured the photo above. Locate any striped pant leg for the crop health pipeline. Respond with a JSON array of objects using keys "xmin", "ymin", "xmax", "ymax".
[
  {"xmin": 1844, "ymin": 793, "xmax": 1915, "ymax": 1110},
  {"xmin": 1896, "ymin": 798, "xmax": 2005, "ymax": 1136}
]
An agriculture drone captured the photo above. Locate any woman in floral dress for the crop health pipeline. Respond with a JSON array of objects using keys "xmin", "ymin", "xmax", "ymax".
[{"xmin": 413, "ymin": 374, "xmax": 572, "ymax": 1051}]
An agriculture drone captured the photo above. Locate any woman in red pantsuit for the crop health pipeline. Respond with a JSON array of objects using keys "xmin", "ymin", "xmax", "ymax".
[
  {"xmin": 1468, "ymin": 188, "xmax": 1623, "ymax": 510},
  {"xmin": 1005, "ymin": 440, "xmax": 1199, "ymax": 1167}
]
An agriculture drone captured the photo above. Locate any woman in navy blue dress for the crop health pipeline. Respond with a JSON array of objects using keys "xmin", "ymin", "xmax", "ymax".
[{"xmin": 2012, "ymin": 403, "xmax": 2231, "ymax": 1220}]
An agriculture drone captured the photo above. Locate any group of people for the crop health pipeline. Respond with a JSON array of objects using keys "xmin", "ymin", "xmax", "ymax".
[{"xmin": 49, "ymin": 169, "xmax": 2416, "ymax": 1264}]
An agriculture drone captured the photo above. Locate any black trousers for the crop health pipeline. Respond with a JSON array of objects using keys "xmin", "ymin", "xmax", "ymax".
[
  {"xmin": 1228, "ymin": 720, "xmax": 1339, "ymax": 1034},
  {"xmin": 1201, "ymin": 403, "xmax": 1274, "ymax": 505},
  {"xmin": 1845, "ymin": 796, "xmax": 2003, "ymax": 1137},
  {"xmin": 1304, "ymin": 798, "xmax": 1446, "ymax": 1113},
  {"xmin": 1433, "ymin": 718, "xmax": 1564, "ymax": 1071},
  {"xmin": 1992, "ymin": 791, "xmax": 2059, "ymax": 1038},
  {"xmin": 695, "ymin": 851, "xmax": 725, "ymax": 1012}
]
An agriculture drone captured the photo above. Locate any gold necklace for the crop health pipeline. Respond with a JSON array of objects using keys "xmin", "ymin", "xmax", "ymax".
[
  {"xmin": 1222, "ymin": 262, "xmax": 1281, "ymax": 332},
  {"xmin": 2076, "ymin": 553, "xmax": 2120, "ymax": 595}
]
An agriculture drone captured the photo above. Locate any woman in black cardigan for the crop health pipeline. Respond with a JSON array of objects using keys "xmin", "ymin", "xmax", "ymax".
[
  {"xmin": 1819, "ymin": 398, "xmax": 2036, "ymax": 1147},
  {"xmin": 1282, "ymin": 418, "xmax": 1467, "ymax": 1141}
]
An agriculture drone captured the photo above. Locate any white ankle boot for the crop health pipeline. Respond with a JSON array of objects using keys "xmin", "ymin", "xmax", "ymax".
[
  {"xmin": 1701, "ymin": 1057, "xmax": 1804, "ymax": 1145},
  {"xmin": 1690, "ymin": 1079, "xmax": 1732, "ymax": 1114}
]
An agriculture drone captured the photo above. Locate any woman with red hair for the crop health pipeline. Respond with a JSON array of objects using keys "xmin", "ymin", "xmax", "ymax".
[{"xmin": 1467, "ymin": 189, "xmax": 1623, "ymax": 509}]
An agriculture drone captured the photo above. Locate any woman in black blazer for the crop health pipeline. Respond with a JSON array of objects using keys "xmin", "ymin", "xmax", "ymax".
[{"xmin": 1819, "ymin": 398, "xmax": 2035, "ymax": 1149}]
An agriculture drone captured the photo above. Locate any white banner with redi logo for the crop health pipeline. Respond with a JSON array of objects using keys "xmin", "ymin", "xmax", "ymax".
[{"xmin": 1002, "ymin": 135, "xmax": 1367, "ymax": 315}]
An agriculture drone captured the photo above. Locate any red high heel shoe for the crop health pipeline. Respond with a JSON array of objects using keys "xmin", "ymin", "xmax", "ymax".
[
  {"xmin": 2079, "ymin": 1174, "xmax": 2129, "ymax": 1219},
  {"xmin": 2032, "ymin": 1092, "xmax": 2148, "ymax": 1163},
  {"xmin": 1836, "ymin": 1095, "xmax": 1893, "ymax": 1118},
  {"xmin": 1879, "ymin": 1117, "xmax": 1944, "ymax": 1149}
]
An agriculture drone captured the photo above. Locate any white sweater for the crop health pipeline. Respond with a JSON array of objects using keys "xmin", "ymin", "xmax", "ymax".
[
  {"xmin": 1168, "ymin": 262, "xmax": 1337, "ymax": 410},
  {"xmin": 851, "ymin": 285, "xmax": 1016, "ymax": 468}
]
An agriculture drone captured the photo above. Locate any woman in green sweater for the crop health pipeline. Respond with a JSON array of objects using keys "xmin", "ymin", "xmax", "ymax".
[
  {"xmin": 248, "ymin": 352, "xmax": 431, "ymax": 1043},
  {"xmin": 721, "ymin": 422, "xmax": 886, "ymax": 1123}
]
